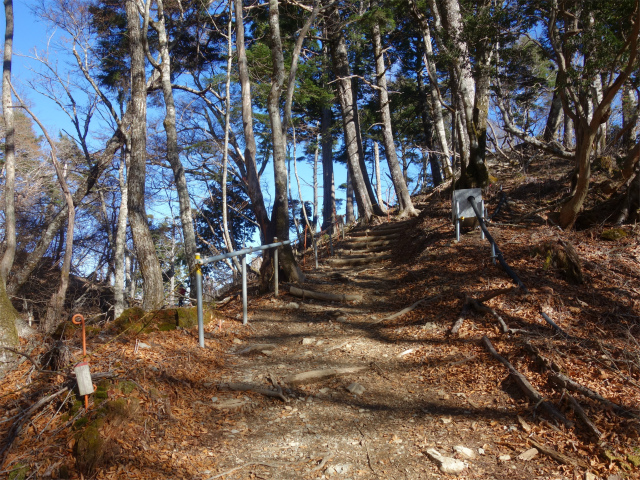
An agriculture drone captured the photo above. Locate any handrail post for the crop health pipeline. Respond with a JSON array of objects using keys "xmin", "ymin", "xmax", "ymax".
[
  {"xmin": 195, "ymin": 253, "xmax": 204, "ymax": 348},
  {"xmin": 274, "ymin": 237, "xmax": 279, "ymax": 296},
  {"xmin": 480, "ymin": 199, "xmax": 485, "ymax": 240},
  {"xmin": 242, "ymin": 254, "xmax": 247, "ymax": 325}
]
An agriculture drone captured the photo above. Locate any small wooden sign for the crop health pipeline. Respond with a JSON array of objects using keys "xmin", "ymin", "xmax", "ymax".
[{"xmin": 74, "ymin": 362, "xmax": 94, "ymax": 396}]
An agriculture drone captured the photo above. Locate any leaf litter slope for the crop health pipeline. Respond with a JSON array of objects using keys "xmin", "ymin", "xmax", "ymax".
[{"xmin": 1, "ymin": 155, "xmax": 639, "ymax": 479}]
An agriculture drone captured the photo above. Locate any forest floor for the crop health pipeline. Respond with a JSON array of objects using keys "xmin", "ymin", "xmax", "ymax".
[{"xmin": 1, "ymin": 154, "xmax": 640, "ymax": 480}]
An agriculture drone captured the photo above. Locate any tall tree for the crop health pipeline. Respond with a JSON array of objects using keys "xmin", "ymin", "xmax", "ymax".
[
  {"xmin": 370, "ymin": 7, "xmax": 418, "ymax": 217},
  {"xmin": 328, "ymin": 12, "xmax": 377, "ymax": 222},
  {"xmin": 144, "ymin": 0, "xmax": 199, "ymax": 299},
  {"xmin": 0, "ymin": 0, "xmax": 20, "ymax": 366},
  {"xmin": 125, "ymin": 0, "xmax": 164, "ymax": 309}
]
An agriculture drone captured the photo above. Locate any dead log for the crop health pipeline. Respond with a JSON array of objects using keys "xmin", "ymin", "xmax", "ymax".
[
  {"xmin": 218, "ymin": 382, "xmax": 286, "ymax": 402},
  {"xmin": 325, "ymin": 255, "xmax": 392, "ymax": 267},
  {"xmin": 481, "ymin": 336, "xmax": 572, "ymax": 427},
  {"xmin": 289, "ymin": 286, "xmax": 362, "ymax": 303},
  {"xmin": 565, "ymin": 393, "xmax": 602, "ymax": 438},
  {"xmin": 526, "ymin": 438, "xmax": 587, "ymax": 468},
  {"xmin": 371, "ymin": 294, "xmax": 442, "ymax": 324},
  {"xmin": 283, "ymin": 366, "xmax": 367, "ymax": 386}
]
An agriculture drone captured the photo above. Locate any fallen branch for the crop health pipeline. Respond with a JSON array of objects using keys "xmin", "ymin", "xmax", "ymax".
[
  {"xmin": 478, "ymin": 287, "xmax": 517, "ymax": 303},
  {"xmin": 526, "ymin": 438, "xmax": 587, "ymax": 468},
  {"xmin": 549, "ymin": 372, "xmax": 636, "ymax": 418},
  {"xmin": 565, "ymin": 393, "xmax": 602, "ymax": 439},
  {"xmin": 450, "ymin": 302, "xmax": 470, "ymax": 335},
  {"xmin": 324, "ymin": 340, "xmax": 352, "ymax": 354},
  {"xmin": 469, "ymin": 298, "xmax": 509, "ymax": 333},
  {"xmin": 234, "ymin": 344, "xmax": 278, "ymax": 355},
  {"xmin": 283, "ymin": 366, "xmax": 367, "ymax": 386},
  {"xmin": 372, "ymin": 294, "xmax": 442, "ymax": 324},
  {"xmin": 525, "ymin": 342, "xmax": 636, "ymax": 417},
  {"xmin": 482, "ymin": 336, "xmax": 572, "ymax": 427},
  {"xmin": 206, "ymin": 458, "xmax": 307, "ymax": 480},
  {"xmin": 2, "ymin": 347, "xmax": 72, "ymax": 379},
  {"xmin": 289, "ymin": 286, "xmax": 363, "ymax": 303},
  {"xmin": 0, "ymin": 387, "xmax": 69, "ymax": 466},
  {"xmin": 218, "ymin": 382, "xmax": 287, "ymax": 402}
]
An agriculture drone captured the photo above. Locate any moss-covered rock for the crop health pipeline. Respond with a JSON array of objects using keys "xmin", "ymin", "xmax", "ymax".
[
  {"xmin": 601, "ymin": 228, "xmax": 628, "ymax": 241},
  {"xmin": 113, "ymin": 306, "xmax": 213, "ymax": 335},
  {"xmin": 117, "ymin": 380, "xmax": 137, "ymax": 395},
  {"xmin": 628, "ymin": 453, "xmax": 640, "ymax": 467},
  {"xmin": 533, "ymin": 241, "xmax": 583, "ymax": 284},
  {"xmin": 75, "ymin": 425, "xmax": 104, "ymax": 475},
  {"xmin": 8, "ymin": 464, "xmax": 28, "ymax": 480},
  {"xmin": 177, "ymin": 307, "xmax": 198, "ymax": 328}
]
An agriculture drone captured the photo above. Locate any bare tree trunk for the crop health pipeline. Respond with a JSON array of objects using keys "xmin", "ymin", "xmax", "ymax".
[
  {"xmin": 558, "ymin": 122, "xmax": 597, "ymax": 228},
  {"xmin": 563, "ymin": 113, "xmax": 574, "ymax": 148},
  {"xmin": 434, "ymin": 0, "xmax": 490, "ymax": 187},
  {"xmin": 0, "ymin": 0, "xmax": 19, "ymax": 363},
  {"xmin": 372, "ymin": 21, "xmax": 417, "ymax": 217},
  {"xmin": 265, "ymin": 0, "xmax": 312, "ymax": 284},
  {"xmin": 321, "ymin": 104, "xmax": 335, "ymax": 231},
  {"xmin": 235, "ymin": 0, "xmax": 270, "ymax": 241},
  {"xmin": 146, "ymin": 0, "xmax": 199, "ymax": 299},
  {"xmin": 126, "ymin": 0, "xmax": 164, "ymax": 310},
  {"xmin": 374, "ymin": 142, "xmax": 386, "ymax": 213},
  {"xmin": 409, "ymin": 0, "xmax": 452, "ymax": 178},
  {"xmin": 113, "ymin": 153, "xmax": 128, "ymax": 319},
  {"xmin": 346, "ymin": 166, "xmax": 355, "ymax": 223},
  {"xmin": 622, "ymin": 83, "xmax": 639, "ymax": 151},
  {"xmin": 415, "ymin": 51, "xmax": 443, "ymax": 187},
  {"xmin": 219, "ymin": 0, "xmax": 241, "ymax": 274},
  {"xmin": 313, "ymin": 125, "xmax": 319, "ymax": 227},
  {"xmin": 543, "ymin": 87, "xmax": 563, "ymax": 142},
  {"xmin": 329, "ymin": 24, "xmax": 374, "ymax": 222}
]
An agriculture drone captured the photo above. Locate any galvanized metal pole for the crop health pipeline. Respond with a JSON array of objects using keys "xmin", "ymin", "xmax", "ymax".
[
  {"xmin": 195, "ymin": 253, "xmax": 204, "ymax": 348},
  {"xmin": 242, "ymin": 254, "xmax": 247, "ymax": 325},
  {"xmin": 273, "ymin": 237, "xmax": 279, "ymax": 296},
  {"xmin": 480, "ymin": 199, "xmax": 485, "ymax": 240},
  {"xmin": 455, "ymin": 203, "xmax": 460, "ymax": 242}
]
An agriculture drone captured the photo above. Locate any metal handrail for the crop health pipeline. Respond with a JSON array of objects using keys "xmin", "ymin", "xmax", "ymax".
[{"xmin": 194, "ymin": 238, "xmax": 291, "ymax": 348}]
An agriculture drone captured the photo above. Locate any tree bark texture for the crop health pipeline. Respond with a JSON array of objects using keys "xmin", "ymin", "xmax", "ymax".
[
  {"xmin": 0, "ymin": 0, "xmax": 19, "ymax": 363},
  {"xmin": 321, "ymin": 102, "xmax": 335, "ymax": 231},
  {"xmin": 435, "ymin": 0, "xmax": 490, "ymax": 187},
  {"xmin": 113, "ymin": 154, "xmax": 128, "ymax": 319},
  {"xmin": 235, "ymin": 0, "xmax": 270, "ymax": 241},
  {"xmin": 126, "ymin": 0, "xmax": 164, "ymax": 310},
  {"xmin": 543, "ymin": 88, "xmax": 563, "ymax": 142},
  {"xmin": 409, "ymin": 0, "xmax": 452, "ymax": 178},
  {"xmin": 416, "ymin": 55, "xmax": 443, "ymax": 187},
  {"xmin": 372, "ymin": 22, "xmax": 417, "ymax": 217},
  {"xmin": 265, "ymin": 0, "xmax": 304, "ymax": 284},
  {"xmin": 151, "ymin": 0, "xmax": 199, "ymax": 299},
  {"xmin": 329, "ymin": 25, "xmax": 374, "ymax": 222}
]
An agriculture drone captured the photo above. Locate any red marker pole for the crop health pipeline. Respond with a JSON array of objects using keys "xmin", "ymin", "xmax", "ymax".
[{"xmin": 72, "ymin": 314, "xmax": 89, "ymax": 410}]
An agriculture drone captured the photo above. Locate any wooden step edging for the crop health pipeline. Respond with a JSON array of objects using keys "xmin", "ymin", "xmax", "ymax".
[{"xmin": 289, "ymin": 286, "xmax": 363, "ymax": 303}]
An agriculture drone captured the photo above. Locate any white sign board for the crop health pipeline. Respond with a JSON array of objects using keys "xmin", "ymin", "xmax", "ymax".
[{"xmin": 452, "ymin": 188, "xmax": 482, "ymax": 222}]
